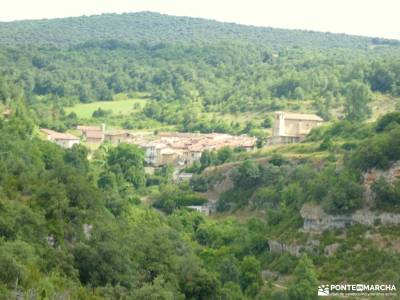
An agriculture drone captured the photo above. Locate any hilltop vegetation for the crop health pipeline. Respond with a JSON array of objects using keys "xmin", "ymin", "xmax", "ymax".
[
  {"xmin": 1, "ymin": 12, "xmax": 397, "ymax": 48},
  {"xmin": 0, "ymin": 13, "xmax": 399, "ymax": 134}
]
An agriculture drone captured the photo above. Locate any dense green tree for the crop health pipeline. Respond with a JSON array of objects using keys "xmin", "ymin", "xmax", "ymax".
[
  {"xmin": 262, "ymin": 117, "xmax": 273, "ymax": 128},
  {"xmin": 239, "ymin": 256, "xmax": 262, "ymax": 296},
  {"xmin": 372, "ymin": 177, "xmax": 400, "ymax": 208},
  {"xmin": 287, "ymin": 255, "xmax": 318, "ymax": 300},
  {"xmin": 106, "ymin": 144, "xmax": 146, "ymax": 189},
  {"xmin": 232, "ymin": 160, "xmax": 261, "ymax": 189},
  {"xmin": 217, "ymin": 147, "xmax": 234, "ymax": 164},
  {"xmin": 344, "ymin": 80, "xmax": 372, "ymax": 121}
]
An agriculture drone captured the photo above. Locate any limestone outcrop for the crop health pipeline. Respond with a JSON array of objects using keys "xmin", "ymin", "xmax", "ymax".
[
  {"xmin": 300, "ymin": 203, "xmax": 400, "ymax": 233},
  {"xmin": 268, "ymin": 239, "xmax": 319, "ymax": 257}
]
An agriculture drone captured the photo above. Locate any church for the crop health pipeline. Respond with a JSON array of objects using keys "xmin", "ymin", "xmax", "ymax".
[{"xmin": 269, "ymin": 111, "xmax": 324, "ymax": 144}]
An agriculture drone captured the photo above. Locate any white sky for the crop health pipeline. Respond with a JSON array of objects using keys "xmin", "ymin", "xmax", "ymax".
[{"xmin": 1, "ymin": 0, "xmax": 399, "ymax": 40}]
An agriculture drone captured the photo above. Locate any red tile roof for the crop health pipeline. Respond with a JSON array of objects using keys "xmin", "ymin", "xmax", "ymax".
[
  {"xmin": 41, "ymin": 129, "xmax": 80, "ymax": 141},
  {"xmin": 77, "ymin": 125, "xmax": 102, "ymax": 132},
  {"xmin": 84, "ymin": 130, "xmax": 104, "ymax": 139}
]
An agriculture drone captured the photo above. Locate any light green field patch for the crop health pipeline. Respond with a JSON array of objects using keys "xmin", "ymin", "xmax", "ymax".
[
  {"xmin": 65, "ymin": 98, "xmax": 147, "ymax": 119},
  {"xmin": 368, "ymin": 94, "xmax": 399, "ymax": 122}
]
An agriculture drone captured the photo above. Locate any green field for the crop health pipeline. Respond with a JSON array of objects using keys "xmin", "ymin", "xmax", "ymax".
[{"xmin": 65, "ymin": 98, "xmax": 147, "ymax": 119}]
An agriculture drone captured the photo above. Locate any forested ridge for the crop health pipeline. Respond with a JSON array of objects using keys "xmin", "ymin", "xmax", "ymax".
[
  {"xmin": 1, "ymin": 40, "xmax": 400, "ymax": 134},
  {"xmin": 0, "ymin": 12, "xmax": 399, "ymax": 135},
  {"xmin": 1, "ymin": 11, "xmax": 400, "ymax": 300},
  {"xmin": 1, "ymin": 12, "xmax": 398, "ymax": 48}
]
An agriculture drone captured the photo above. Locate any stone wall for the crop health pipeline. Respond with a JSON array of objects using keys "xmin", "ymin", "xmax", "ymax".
[
  {"xmin": 268, "ymin": 239, "xmax": 319, "ymax": 257},
  {"xmin": 300, "ymin": 203, "xmax": 400, "ymax": 233}
]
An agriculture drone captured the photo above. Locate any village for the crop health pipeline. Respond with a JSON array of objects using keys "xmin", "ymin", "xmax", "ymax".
[
  {"xmin": 40, "ymin": 126, "xmax": 257, "ymax": 166},
  {"xmin": 40, "ymin": 111, "xmax": 324, "ymax": 170}
]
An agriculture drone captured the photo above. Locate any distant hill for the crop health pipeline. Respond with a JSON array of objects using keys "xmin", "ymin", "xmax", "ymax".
[{"xmin": 0, "ymin": 11, "xmax": 398, "ymax": 48}]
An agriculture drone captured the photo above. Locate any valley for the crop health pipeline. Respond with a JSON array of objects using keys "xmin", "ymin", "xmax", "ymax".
[{"xmin": 0, "ymin": 11, "xmax": 399, "ymax": 300}]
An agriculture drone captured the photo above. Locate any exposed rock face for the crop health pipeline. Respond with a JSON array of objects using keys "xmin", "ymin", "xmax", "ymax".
[
  {"xmin": 261, "ymin": 270, "xmax": 278, "ymax": 280},
  {"xmin": 324, "ymin": 243, "xmax": 340, "ymax": 256},
  {"xmin": 200, "ymin": 170, "xmax": 234, "ymax": 205},
  {"xmin": 301, "ymin": 204, "xmax": 353, "ymax": 232},
  {"xmin": 270, "ymin": 163, "xmax": 400, "ymax": 256},
  {"xmin": 363, "ymin": 161, "xmax": 400, "ymax": 206},
  {"xmin": 300, "ymin": 203, "xmax": 400, "ymax": 233},
  {"xmin": 268, "ymin": 239, "xmax": 319, "ymax": 257},
  {"xmin": 364, "ymin": 161, "xmax": 400, "ymax": 185},
  {"xmin": 83, "ymin": 223, "xmax": 93, "ymax": 239}
]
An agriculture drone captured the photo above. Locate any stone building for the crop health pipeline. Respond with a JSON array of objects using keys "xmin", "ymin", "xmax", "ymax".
[
  {"xmin": 270, "ymin": 111, "xmax": 324, "ymax": 144},
  {"xmin": 77, "ymin": 124, "xmax": 105, "ymax": 143},
  {"xmin": 104, "ymin": 131, "xmax": 134, "ymax": 144},
  {"xmin": 40, "ymin": 128, "xmax": 80, "ymax": 149}
]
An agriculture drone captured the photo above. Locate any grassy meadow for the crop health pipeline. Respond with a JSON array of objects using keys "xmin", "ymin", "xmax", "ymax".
[{"xmin": 65, "ymin": 96, "xmax": 148, "ymax": 119}]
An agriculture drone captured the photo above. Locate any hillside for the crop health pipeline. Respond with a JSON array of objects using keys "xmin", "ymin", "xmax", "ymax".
[
  {"xmin": 0, "ymin": 10, "xmax": 400, "ymax": 299},
  {"xmin": 1, "ymin": 12, "xmax": 398, "ymax": 48},
  {"xmin": 188, "ymin": 113, "xmax": 400, "ymax": 296}
]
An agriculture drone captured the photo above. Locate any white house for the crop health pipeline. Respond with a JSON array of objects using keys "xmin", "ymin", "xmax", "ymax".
[{"xmin": 41, "ymin": 129, "xmax": 80, "ymax": 149}]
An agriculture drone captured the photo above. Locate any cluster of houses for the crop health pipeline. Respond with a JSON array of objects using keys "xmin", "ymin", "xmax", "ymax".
[
  {"xmin": 39, "ymin": 125, "xmax": 257, "ymax": 167},
  {"xmin": 137, "ymin": 132, "xmax": 256, "ymax": 167},
  {"xmin": 40, "ymin": 111, "xmax": 324, "ymax": 167}
]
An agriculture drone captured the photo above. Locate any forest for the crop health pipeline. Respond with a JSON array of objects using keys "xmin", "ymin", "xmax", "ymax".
[
  {"xmin": 0, "ymin": 13, "xmax": 399, "ymax": 134},
  {"xmin": 0, "ymin": 11, "xmax": 400, "ymax": 300}
]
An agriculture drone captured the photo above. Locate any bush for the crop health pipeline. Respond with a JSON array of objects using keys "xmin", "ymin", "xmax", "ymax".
[
  {"xmin": 350, "ymin": 127, "xmax": 400, "ymax": 171},
  {"xmin": 372, "ymin": 177, "xmax": 400, "ymax": 209},
  {"xmin": 376, "ymin": 112, "xmax": 400, "ymax": 132},
  {"xmin": 321, "ymin": 170, "xmax": 363, "ymax": 214},
  {"xmin": 92, "ymin": 107, "xmax": 112, "ymax": 118},
  {"xmin": 231, "ymin": 160, "xmax": 261, "ymax": 189},
  {"xmin": 262, "ymin": 117, "xmax": 273, "ymax": 128}
]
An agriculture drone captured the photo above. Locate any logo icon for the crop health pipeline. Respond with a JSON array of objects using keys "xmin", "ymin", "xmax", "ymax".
[{"xmin": 318, "ymin": 285, "xmax": 330, "ymax": 296}]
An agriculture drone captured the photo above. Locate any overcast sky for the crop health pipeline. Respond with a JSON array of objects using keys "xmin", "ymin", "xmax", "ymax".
[{"xmin": 1, "ymin": 0, "xmax": 399, "ymax": 40}]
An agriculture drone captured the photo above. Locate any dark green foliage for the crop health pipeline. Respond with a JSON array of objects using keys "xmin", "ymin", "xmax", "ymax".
[
  {"xmin": 375, "ymin": 111, "xmax": 400, "ymax": 132},
  {"xmin": 200, "ymin": 150, "xmax": 215, "ymax": 170},
  {"xmin": 0, "ymin": 115, "xmax": 248, "ymax": 298},
  {"xmin": 190, "ymin": 174, "xmax": 210, "ymax": 192},
  {"xmin": 219, "ymin": 156, "xmax": 364, "ymax": 215},
  {"xmin": 153, "ymin": 184, "xmax": 207, "ymax": 214},
  {"xmin": 262, "ymin": 117, "xmax": 273, "ymax": 128},
  {"xmin": 106, "ymin": 144, "xmax": 146, "ymax": 189},
  {"xmin": 367, "ymin": 61, "xmax": 400, "ymax": 95},
  {"xmin": 350, "ymin": 126, "xmax": 400, "ymax": 171},
  {"xmin": 92, "ymin": 107, "xmax": 112, "ymax": 118},
  {"xmin": 0, "ymin": 12, "xmax": 390, "ymax": 48},
  {"xmin": 320, "ymin": 169, "xmax": 363, "ymax": 214},
  {"xmin": 63, "ymin": 144, "xmax": 89, "ymax": 174},
  {"xmin": 287, "ymin": 255, "xmax": 318, "ymax": 300},
  {"xmin": 308, "ymin": 120, "xmax": 372, "ymax": 142},
  {"xmin": 0, "ymin": 15, "xmax": 398, "ymax": 131},
  {"xmin": 319, "ymin": 137, "xmax": 332, "ymax": 151},
  {"xmin": 190, "ymin": 147, "xmax": 235, "ymax": 173},
  {"xmin": 232, "ymin": 160, "xmax": 261, "ymax": 189},
  {"xmin": 372, "ymin": 177, "xmax": 400, "ymax": 209},
  {"xmin": 269, "ymin": 154, "xmax": 287, "ymax": 166},
  {"xmin": 344, "ymin": 80, "xmax": 372, "ymax": 121}
]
